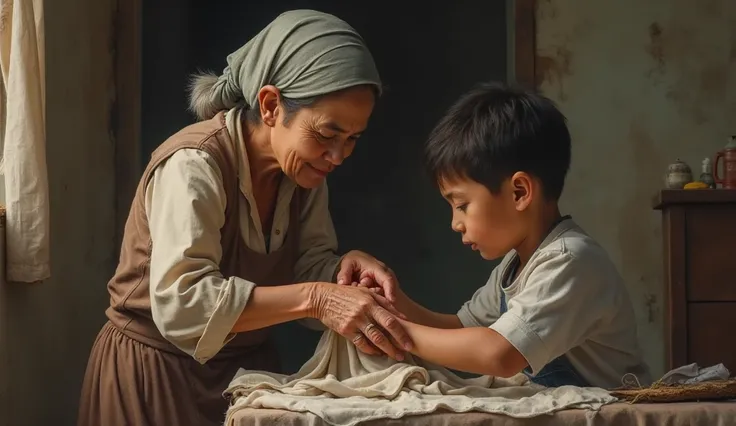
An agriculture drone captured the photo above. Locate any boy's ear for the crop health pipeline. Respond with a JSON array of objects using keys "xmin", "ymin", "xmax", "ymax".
[{"xmin": 510, "ymin": 172, "xmax": 533, "ymax": 211}]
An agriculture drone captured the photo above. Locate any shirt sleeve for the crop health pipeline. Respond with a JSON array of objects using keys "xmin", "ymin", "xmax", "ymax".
[
  {"xmin": 293, "ymin": 180, "xmax": 341, "ymax": 284},
  {"xmin": 292, "ymin": 180, "xmax": 342, "ymax": 331},
  {"xmin": 144, "ymin": 148, "xmax": 255, "ymax": 364},
  {"xmin": 489, "ymin": 251, "xmax": 607, "ymax": 375},
  {"xmin": 456, "ymin": 267, "xmax": 502, "ymax": 328}
]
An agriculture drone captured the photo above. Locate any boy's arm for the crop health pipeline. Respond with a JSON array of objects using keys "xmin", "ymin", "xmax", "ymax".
[
  {"xmin": 396, "ymin": 253, "xmax": 606, "ymax": 378},
  {"xmin": 392, "ymin": 267, "xmax": 504, "ymax": 329},
  {"xmin": 399, "ymin": 319, "xmax": 528, "ymax": 377},
  {"xmin": 403, "ymin": 252, "xmax": 608, "ymax": 379},
  {"xmin": 394, "ymin": 290, "xmax": 463, "ymax": 329}
]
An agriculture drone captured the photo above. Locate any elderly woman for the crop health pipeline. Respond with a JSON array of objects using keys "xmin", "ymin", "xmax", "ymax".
[{"xmin": 77, "ymin": 10, "xmax": 413, "ymax": 426}]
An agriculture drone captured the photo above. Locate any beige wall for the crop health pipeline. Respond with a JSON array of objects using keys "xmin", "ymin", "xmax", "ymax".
[
  {"xmin": 536, "ymin": 0, "xmax": 736, "ymax": 377},
  {"xmin": 0, "ymin": 0, "xmax": 117, "ymax": 425}
]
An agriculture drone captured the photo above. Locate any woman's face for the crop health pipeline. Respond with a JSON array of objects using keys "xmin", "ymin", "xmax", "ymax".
[{"xmin": 259, "ymin": 85, "xmax": 376, "ymax": 188}]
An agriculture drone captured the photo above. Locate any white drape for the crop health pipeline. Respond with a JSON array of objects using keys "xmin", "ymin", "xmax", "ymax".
[{"xmin": 0, "ymin": 0, "xmax": 50, "ymax": 283}]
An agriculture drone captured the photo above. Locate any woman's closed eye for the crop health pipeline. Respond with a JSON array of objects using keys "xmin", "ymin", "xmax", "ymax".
[
  {"xmin": 455, "ymin": 203, "xmax": 468, "ymax": 212},
  {"xmin": 317, "ymin": 132, "xmax": 337, "ymax": 141}
]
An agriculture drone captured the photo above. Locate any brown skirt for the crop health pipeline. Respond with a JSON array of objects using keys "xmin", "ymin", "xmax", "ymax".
[{"xmin": 77, "ymin": 322, "xmax": 281, "ymax": 426}]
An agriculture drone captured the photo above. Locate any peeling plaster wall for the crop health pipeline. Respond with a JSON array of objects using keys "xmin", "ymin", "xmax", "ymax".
[{"xmin": 536, "ymin": 0, "xmax": 736, "ymax": 377}]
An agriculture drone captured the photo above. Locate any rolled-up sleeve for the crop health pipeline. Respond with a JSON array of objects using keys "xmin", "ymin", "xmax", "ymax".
[{"xmin": 144, "ymin": 149, "xmax": 253, "ymax": 364}]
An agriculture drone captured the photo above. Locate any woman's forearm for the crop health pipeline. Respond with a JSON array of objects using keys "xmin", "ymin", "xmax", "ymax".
[
  {"xmin": 231, "ymin": 282, "xmax": 318, "ymax": 333},
  {"xmin": 230, "ymin": 281, "xmax": 415, "ymax": 363}
]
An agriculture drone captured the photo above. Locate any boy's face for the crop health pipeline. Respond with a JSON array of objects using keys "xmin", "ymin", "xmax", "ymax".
[{"xmin": 439, "ymin": 175, "xmax": 528, "ymax": 260}]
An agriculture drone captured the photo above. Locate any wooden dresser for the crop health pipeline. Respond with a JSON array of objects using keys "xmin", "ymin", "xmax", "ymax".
[{"xmin": 654, "ymin": 189, "xmax": 736, "ymax": 372}]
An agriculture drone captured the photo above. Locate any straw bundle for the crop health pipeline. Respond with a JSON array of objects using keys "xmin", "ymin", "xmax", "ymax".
[{"xmin": 611, "ymin": 379, "xmax": 736, "ymax": 403}]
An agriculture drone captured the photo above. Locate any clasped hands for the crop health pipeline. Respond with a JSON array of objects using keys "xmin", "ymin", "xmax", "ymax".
[{"xmin": 310, "ymin": 250, "xmax": 413, "ymax": 361}]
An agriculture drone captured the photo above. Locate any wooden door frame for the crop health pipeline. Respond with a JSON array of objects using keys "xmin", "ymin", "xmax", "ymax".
[
  {"xmin": 111, "ymin": 0, "xmax": 538, "ymax": 246},
  {"xmin": 508, "ymin": 0, "xmax": 537, "ymax": 89},
  {"xmin": 112, "ymin": 0, "xmax": 142, "ymax": 249}
]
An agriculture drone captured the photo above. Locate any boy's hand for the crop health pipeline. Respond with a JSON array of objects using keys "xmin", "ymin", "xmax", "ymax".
[
  {"xmin": 345, "ymin": 279, "xmax": 385, "ymax": 296},
  {"xmin": 335, "ymin": 250, "xmax": 398, "ymax": 302}
]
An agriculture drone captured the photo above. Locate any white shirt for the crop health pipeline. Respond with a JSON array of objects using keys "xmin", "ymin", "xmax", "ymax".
[{"xmin": 457, "ymin": 218, "xmax": 651, "ymax": 389}]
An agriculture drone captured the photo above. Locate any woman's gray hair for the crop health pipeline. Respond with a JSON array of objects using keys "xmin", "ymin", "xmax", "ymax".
[
  {"xmin": 187, "ymin": 10, "xmax": 382, "ymax": 121},
  {"xmin": 188, "ymin": 72, "xmax": 227, "ymax": 122}
]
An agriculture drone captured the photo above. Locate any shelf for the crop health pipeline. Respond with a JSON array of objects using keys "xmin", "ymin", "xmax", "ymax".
[{"xmin": 652, "ymin": 189, "xmax": 736, "ymax": 210}]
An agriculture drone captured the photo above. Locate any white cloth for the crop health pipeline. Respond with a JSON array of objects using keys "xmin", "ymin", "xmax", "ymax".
[
  {"xmin": 658, "ymin": 363, "xmax": 730, "ymax": 385},
  {"xmin": 224, "ymin": 330, "xmax": 617, "ymax": 426},
  {"xmin": 0, "ymin": 0, "xmax": 50, "ymax": 282}
]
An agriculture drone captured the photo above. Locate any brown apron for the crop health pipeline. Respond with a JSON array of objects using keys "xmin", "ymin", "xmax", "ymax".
[{"xmin": 77, "ymin": 113, "xmax": 307, "ymax": 426}]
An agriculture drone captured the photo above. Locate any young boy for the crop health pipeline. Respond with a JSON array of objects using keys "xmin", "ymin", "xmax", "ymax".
[{"xmin": 390, "ymin": 82, "xmax": 651, "ymax": 389}]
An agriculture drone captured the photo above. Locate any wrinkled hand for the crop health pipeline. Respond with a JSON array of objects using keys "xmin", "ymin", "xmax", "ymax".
[
  {"xmin": 336, "ymin": 250, "xmax": 399, "ymax": 302},
  {"xmin": 310, "ymin": 283, "xmax": 413, "ymax": 360}
]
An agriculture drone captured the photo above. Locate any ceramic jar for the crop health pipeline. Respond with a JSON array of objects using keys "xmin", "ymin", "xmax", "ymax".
[{"xmin": 665, "ymin": 159, "xmax": 693, "ymax": 189}]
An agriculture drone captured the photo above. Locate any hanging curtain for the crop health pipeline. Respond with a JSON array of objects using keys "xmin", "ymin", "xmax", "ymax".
[{"xmin": 0, "ymin": 0, "xmax": 50, "ymax": 283}]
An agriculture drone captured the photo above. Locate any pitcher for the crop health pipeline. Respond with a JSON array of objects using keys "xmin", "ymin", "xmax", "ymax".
[{"xmin": 714, "ymin": 135, "xmax": 736, "ymax": 189}]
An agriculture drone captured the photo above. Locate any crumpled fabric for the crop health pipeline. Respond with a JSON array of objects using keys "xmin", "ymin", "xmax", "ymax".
[{"xmin": 225, "ymin": 330, "xmax": 617, "ymax": 426}]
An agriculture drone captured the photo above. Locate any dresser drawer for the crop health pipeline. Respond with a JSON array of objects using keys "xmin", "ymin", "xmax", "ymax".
[
  {"xmin": 686, "ymin": 206, "xmax": 736, "ymax": 301},
  {"xmin": 687, "ymin": 302, "xmax": 736, "ymax": 372}
]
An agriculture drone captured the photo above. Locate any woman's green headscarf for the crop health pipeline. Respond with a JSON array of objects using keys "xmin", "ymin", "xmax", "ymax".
[{"xmin": 188, "ymin": 9, "xmax": 382, "ymax": 120}]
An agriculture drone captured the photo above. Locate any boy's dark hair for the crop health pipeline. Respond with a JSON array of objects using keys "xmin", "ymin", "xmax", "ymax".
[{"xmin": 423, "ymin": 81, "xmax": 571, "ymax": 200}]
